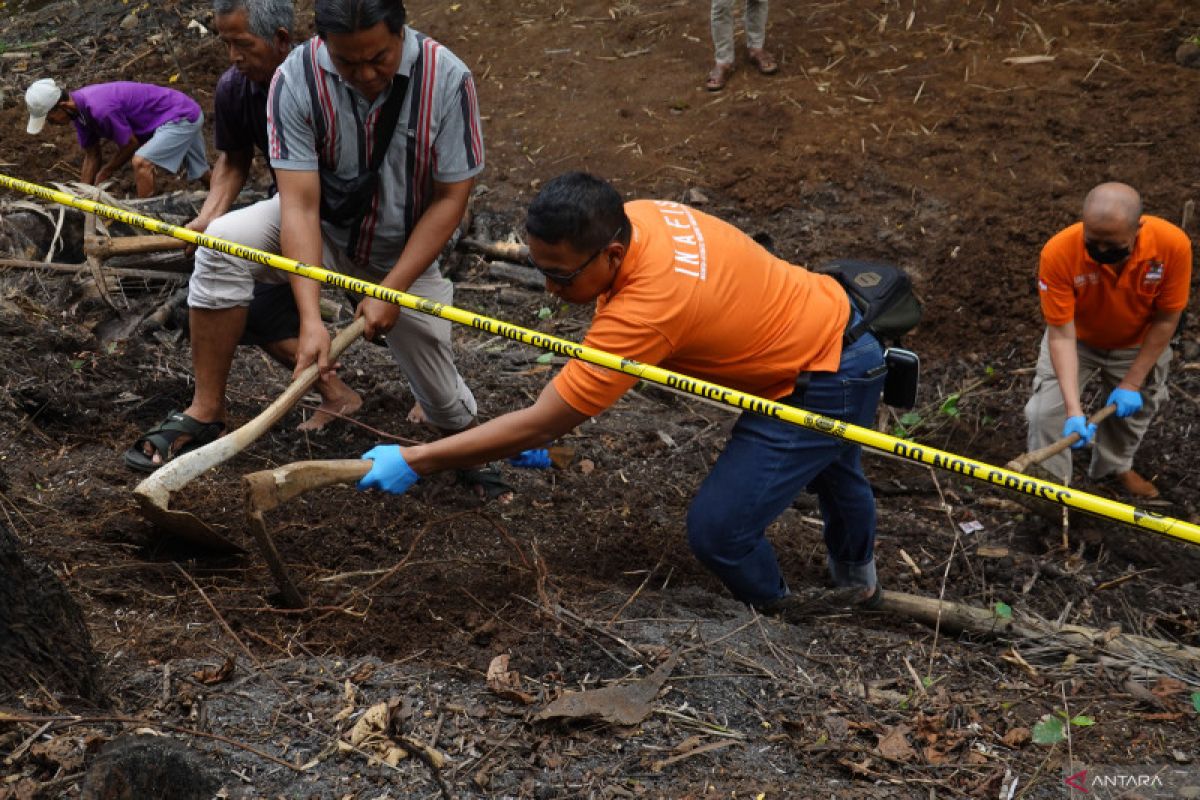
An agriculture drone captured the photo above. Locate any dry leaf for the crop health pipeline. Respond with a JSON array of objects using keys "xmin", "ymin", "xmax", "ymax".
[
  {"xmin": 877, "ymin": 724, "xmax": 917, "ymax": 762},
  {"xmin": 536, "ymin": 654, "xmax": 677, "ymax": 726},
  {"xmin": 348, "ymin": 662, "xmax": 376, "ymax": 683},
  {"xmin": 190, "ymin": 655, "xmax": 235, "ymax": 686},
  {"xmin": 579, "ymin": 458, "xmax": 595, "ymax": 474},
  {"xmin": 29, "ymin": 737, "xmax": 84, "ymax": 772},
  {"xmin": 546, "ymin": 444, "xmax": 575, "ymax": 468},
  {"xmin": 486, "ymin": 654, "xmax": 536, "ymax": 704},
  {"xmin": 341, "ymin": 699, "xmax": 410, "ymax": 767},
  {"xmin": 1151, "ymin": 676, "xmax": 1187, "ymax": 698},
  {"xmin": 347, "ymin": 701, "xmax": 391, "ymax": 747},
  {"xmin": 1002, "ymin": 727, "xmax": 1031, "ymax": 747},
  {"xmin": 922, "ymin": 744, "xmax": 949, "ymax": 765}
]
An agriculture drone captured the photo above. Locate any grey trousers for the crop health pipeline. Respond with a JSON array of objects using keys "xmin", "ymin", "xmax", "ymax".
[
  {"xmin": 711, "ymin": 0, "xmax": 769, "ymax": 64},
  {"xmin": 188, "ymin": 195, "xmax": 478, "ymax": 431},
  {"xmin": 1023, "ymin": 330, "xmax": 1171, "ymax": 483}
]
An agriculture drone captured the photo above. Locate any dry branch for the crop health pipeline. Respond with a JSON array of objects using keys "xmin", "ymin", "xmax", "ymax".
[{"xmin": 880, "ymin": 590, "xmax": 1200, "ymax": 674}]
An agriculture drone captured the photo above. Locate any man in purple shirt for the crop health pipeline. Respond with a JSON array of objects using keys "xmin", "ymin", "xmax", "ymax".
[{"xmin": 25, "ymin": 79, "xmax": 210, "ymax": 197}]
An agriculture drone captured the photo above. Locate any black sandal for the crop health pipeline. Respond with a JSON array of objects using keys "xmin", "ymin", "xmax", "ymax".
[
  {"xmin": 456, "ymin": 463, "xmax": 515, "ymax": 501},
  {"xmin": 124, "ymin": 411, "xmax": 225, "ymax": 474}
]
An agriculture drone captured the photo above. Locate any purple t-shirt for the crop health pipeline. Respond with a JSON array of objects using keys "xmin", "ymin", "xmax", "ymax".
[
  {"xmin": 70, "ymin": 82, "xmax": 201, "ymax": 149},
  {"xmin": 213, "ymin": 66, "xmax": 269, "ymax": 157}
]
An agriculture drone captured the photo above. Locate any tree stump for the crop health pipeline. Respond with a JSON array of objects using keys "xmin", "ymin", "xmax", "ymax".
[
  {"xmin": 0, "ymin": 522, "xmax": 102, "ymax": 703},
  {"xmin": 80, "ymin": 735, "xmax": 222, "ymax": 800}
]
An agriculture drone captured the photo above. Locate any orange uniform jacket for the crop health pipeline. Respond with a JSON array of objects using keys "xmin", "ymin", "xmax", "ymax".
[
  {"xmin": 1038, "ymin": 215, "xmax": 1192, "ymax": 351},
  {"xmin": 553, "ymin": 200, "xmax": 851, "ymax": 417}
]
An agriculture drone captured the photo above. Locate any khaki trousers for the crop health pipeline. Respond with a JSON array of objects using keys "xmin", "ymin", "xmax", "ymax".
[{"xmin": 1023, "ymin": 330, "xmax": 1171, "ymax": 483}]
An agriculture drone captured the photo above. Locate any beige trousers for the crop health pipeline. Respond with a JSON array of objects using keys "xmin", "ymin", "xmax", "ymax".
[
  {"xmin": 1023, "ymin": 330, "xmax": 1171, "ymax": 483},
  {"xmin": 188, "ymin": 195, "xmax": 478, "ymax": 431}
]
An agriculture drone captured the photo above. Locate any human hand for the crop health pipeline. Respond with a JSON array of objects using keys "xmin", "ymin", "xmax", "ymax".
[
  {"xmin": 356, "ymin": 297, "xmax": 402, "ymax": 343},
  {"xmin": 1063, "ymin": 415, "xmax": 1097, "ymax": 449},
  {"xmin": 357, "ymin": 445, "xmax": 420, "ymax": 494},
  {"xmin": 1106, "ymin": 387, "xmax": 1143, "ymax": 418},
  {"xmin": 508, "ymin": 448, "xmax": 551, "ymax": 469},
  {"xmin": 293, "ymin": 321, "xmax": 332, "ymax": 380},
  {"xmin": 182, "ymin": 216, "xmax": 209, "ymax": 256}
]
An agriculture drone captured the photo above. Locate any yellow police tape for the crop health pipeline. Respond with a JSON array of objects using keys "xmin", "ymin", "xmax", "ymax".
[{"xmin": 2, "ymin": 173, "xmax": 1197, "ymax": 546}]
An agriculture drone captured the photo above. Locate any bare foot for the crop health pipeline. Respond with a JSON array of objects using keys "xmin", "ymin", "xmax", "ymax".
[
  {"xmin": 406, "ymin": 402, "xmax": 428, "ymax": 425},
  {"xmin": 297, "ymin": 377, "xmax": 363, "ymax": 431}
]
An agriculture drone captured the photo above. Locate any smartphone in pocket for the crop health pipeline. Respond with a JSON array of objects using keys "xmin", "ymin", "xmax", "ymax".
[{"xmin": 883, "ymin": 348, "xmax": 920, "ymax": 409}]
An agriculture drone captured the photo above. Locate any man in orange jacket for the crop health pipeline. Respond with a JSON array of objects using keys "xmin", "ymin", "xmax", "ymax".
[
  {"xmin": 357, "ymin": 171, "xmax": 889, "ymax": 617},
  {"xmin": 1025, "ymin": 182, "xmax": 1191, "ymax": 499}
]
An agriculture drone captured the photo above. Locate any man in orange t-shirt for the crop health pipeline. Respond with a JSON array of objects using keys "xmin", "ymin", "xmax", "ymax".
[
  {"xmin": 356, "ymin": 172, "xmax": 889, "ymax": 616},
  {"xmin": 1025, "ymin": 182, "xmax": 1191, "ymax": 499}
]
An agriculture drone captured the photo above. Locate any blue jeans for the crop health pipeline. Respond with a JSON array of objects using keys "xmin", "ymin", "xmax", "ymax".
[{"xmin": 685, "ymin": 326, "xmax": 886, "ymax": 607}]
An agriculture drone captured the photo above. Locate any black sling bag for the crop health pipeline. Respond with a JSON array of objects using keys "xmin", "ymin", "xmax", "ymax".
[{"xmin": 303, "ymin": 45, "xmax": 410, "ymax": 227}]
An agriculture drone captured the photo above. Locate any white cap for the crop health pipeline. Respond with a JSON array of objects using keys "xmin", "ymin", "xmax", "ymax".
[{"xmin": 25, "ymin": 78, "xmax": 62, "ymax": 135}]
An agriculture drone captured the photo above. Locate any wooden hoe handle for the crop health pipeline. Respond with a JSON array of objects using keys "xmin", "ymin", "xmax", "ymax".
[
  {"xmin": 244, "ymin": 459, "xmax": 372, "ymax": 515},
  {"xmin": 1004, "ymin": 404, "xmax": 1118, "ymax": 474}
]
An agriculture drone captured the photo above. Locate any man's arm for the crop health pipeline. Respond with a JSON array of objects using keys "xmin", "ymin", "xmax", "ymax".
[
  {"xmin": 94, "ymin": 136, "xmax": 142, "ymax": 184},
  {"xmin": 356, "ymin": 177, "xmax": 473, "ymax": 341},
  {"xmin": 275, "ymin": 168, "xmax": 332, "ymax": 377},
  {"xmin": 80, "ymin": 145, "xmax": 102, "ymax": 185},
  {"xmin": 1046, "ymin": 321, "xmax": 1084, "ymax": 418},
  {"xmin": 402, "ymin": 382, "xmax": 589, "ymax": 475},
  {"xmin": 186, "ymin": 148, "xmax": 253, "ymax": 233},
  {"xmin": 1119, "ymin": 310, "xmax": 1182, "ymax": 392}
]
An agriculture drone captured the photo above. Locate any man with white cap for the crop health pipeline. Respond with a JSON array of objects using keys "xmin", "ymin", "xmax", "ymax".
[{"xmin": 25, "ymin": 79, "xmax": 210, "ymax": 197}]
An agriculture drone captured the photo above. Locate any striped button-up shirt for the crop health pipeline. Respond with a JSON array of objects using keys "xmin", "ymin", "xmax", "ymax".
[{"xmin": 267, "ymin": 26, "xmax": 484, "ymax": 269}]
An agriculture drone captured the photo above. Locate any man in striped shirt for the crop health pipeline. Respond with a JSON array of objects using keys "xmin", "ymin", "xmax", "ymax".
[{"xmin": 127, "ymin": 0, "xmax": 487, "ymax": 477}]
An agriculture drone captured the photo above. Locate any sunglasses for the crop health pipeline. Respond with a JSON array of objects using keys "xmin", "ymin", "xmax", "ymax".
[{"xmin": 526, "ymin": 226, "xmax": 623, "ymax": 286}]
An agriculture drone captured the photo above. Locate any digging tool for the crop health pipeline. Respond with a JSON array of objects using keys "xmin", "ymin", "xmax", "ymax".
[
  {"xmin": 133, "ymin": 317, "xmax": 366, "ymax": 552},
  {"xmin": 3, "ymin": 174, "xmax": 1199, "ymax": 547},
  {"xmin": 1004, "ymin": 404, "xmax": 1117, "ymax": 473},
  {"xmin": 243, "ymin": 459, "xmax": 371, "ymax": 606}
]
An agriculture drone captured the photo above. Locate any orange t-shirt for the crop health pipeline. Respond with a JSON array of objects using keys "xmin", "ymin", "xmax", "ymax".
[
  {"xmin": 552, "ymin": 200, "xmax": 850, "ymax": 417},
  {"xmin": 1038, "ymin": 215, "xmax": 1192, "ymax": 350}
]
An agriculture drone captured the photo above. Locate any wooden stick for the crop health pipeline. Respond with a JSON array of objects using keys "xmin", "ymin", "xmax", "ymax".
[
  {"xmin": 459, "ymin": 237, "xmax": 528, "ymax": 262},
  {"xmin": 1005, "ymin": 404, "xmax": 1117, "ymax": 473},
  {"xmin": 0, "ymin": 258, "xmax": 189, "ymax": 279},
  {"xmin": 487, "ymin": 262, "xmax": 545, "ymax": 290},
  {"xmin": 879, "ymin": 589, "xmax": 1200, "ymax": 669},
  {"xmin": 86, "ymin": 234, "xmax": 187, "ymax": 258}
]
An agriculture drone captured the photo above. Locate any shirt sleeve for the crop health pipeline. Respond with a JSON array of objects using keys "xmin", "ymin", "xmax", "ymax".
[
  {"xmin": 431, "ymin": 71, "xmax": 484, "ymax": 183},
  {"xmin": 551, "ymin": 304, "xmax": 675, "ymax": 417},
  {"xmin": 1157, "ymin": 228, "xmax": 1193, "ymax": 313},
  {"xmin": 1037, "ymin": 237, "xmax": 1076, "ymax": 327},
  {"xmin": 212, "ymin": 72, "xmax": 252, "ymax": 154},
  {"xmin": 267, "ymin": 67, "xmax": 319, "ymax": 171}
]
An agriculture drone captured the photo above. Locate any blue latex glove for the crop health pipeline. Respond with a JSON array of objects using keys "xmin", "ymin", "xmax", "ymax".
[
  {"xmin": 508, "ymin": 448, "xmax": 551, "ymax": 469},
  {"xmin": 358, "ymin": 445, "xmax": 420, "ymax": 494},
  {"xmin": 1063, "ymin": 416, "xmax": 1097, "ymax": 449},
  {"xmin": 1106, "ymin": 387, "xmax": 1143, "ymax": 418}
]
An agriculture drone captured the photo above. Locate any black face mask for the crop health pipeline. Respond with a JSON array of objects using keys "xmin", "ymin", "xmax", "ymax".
[{"xmin": 1085, "ymin": 241, "xmax": 1131, "ymax": 265}]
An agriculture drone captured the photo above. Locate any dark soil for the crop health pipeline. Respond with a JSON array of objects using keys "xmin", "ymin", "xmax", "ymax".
[{"xmin": 2, "ymin": 1, "xmax": 1200, "ymax": 798}]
